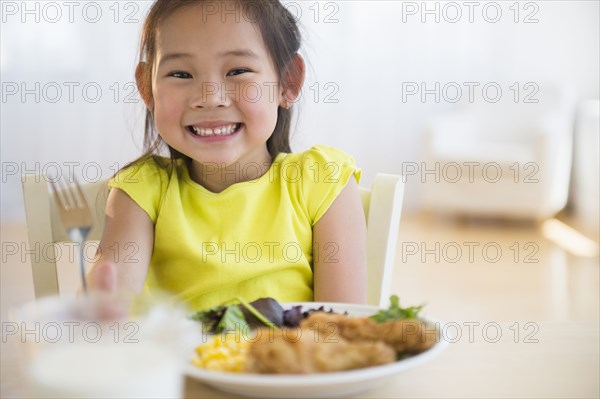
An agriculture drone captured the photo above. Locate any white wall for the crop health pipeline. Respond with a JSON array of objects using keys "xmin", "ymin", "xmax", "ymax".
[{"xmin": 1, "ymin": 1, "xmax": 598, "ymax": 222}]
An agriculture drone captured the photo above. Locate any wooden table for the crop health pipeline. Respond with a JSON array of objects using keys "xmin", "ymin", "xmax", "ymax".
[{"xmin": 2, "ymin": 321, "xmax": 598, "ymax": 398}]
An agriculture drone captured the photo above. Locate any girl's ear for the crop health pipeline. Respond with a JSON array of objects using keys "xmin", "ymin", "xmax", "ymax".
[
  {"xmin": 135, "ymin": 62, "xmax": 154, "ymax": 109},
  {"xmin": 281, "ymin": 53, "xmax": 306, "ymax": 108}
]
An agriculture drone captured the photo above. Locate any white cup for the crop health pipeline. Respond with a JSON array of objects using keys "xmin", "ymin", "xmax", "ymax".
[
  {"xmin": 29, "ymin": 341, "xmax": 181, "ymax": 398},
  {"xmin": 11, "ymin": 293, "xmax": 200, "ymax": 398}
]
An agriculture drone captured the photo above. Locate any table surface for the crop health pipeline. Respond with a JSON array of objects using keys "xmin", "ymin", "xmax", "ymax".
[{"xmin": 2, "ymin": 321, "xmax": 598, "ymax": 398}]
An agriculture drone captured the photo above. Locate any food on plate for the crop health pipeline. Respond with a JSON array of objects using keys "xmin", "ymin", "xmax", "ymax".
[
  {"xmin": 192, "ymin": 334, "xmax": 250, "ymax": 372},
  {"xmin": 190, "ymin": 296, "xmax": 438, "ymax": 374},
  {"xmin": 304, "ymin": 312, "xmax": 437, "ymax": 354},
  {"xmin": 245, "ymin": 326, "xmax": 396, "ymax": 373},
  {"xmin": 189, "ymin": 296, "xmax": 341, "ymax": 333}
]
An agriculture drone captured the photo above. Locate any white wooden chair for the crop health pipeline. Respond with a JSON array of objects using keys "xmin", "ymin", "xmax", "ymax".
[
  {"xmin": 359, "ymin": 174, "xmax": 405, "ymax": 306},
  {"xmin": 22, "ymin": 174, "xmax": 404, "ymax": 307},
  {"xmin": 22, "ymin": 175, "xmax": 108, "ymax": 299}
]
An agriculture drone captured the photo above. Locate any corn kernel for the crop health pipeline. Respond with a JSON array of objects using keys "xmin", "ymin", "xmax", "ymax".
[{"xmin": 193, "ymin": 334, "xmax": 250, "ymax": 372}]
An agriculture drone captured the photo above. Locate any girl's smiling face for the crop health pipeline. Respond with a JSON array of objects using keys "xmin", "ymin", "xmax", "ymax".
[{"xmin": 151, "ymin": 4, "xmax": 285, "ymax": 185}]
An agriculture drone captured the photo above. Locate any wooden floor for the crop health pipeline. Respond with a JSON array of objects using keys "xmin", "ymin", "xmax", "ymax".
[{"xmin": 2, "ymin": 212, "xmax": 598, "ymax": 323}]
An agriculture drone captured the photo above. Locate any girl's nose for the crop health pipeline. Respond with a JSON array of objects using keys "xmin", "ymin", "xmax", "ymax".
[{"xmin": 189, "ymin": 81, "xmax": 230, "ymax": 108}]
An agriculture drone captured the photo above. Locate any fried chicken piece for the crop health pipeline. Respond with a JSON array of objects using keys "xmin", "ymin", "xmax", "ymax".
[
  {"xmin": 244, "ymin": 327, "xmax": 396, "ymax": 374},
  {"xmin": 302, "ymin": 312, "xmax": 438, "ymax": 353}
]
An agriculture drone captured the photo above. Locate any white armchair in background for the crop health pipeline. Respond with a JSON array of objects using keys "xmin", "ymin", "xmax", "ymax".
[{"xmin": 421, "ymin": 83, "xmax": 577, "ymax": 220}]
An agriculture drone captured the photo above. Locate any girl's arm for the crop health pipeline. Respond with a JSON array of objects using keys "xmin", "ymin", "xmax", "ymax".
[
  {"xmin": 312, "ymin": 178, "xmax": 368, "ymax": 304},
  {"xmin": 86, "ymin": 188, "xmax": 154, "ymax": 293}
]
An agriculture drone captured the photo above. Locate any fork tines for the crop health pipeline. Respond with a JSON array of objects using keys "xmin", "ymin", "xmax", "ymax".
[{"xmin": 50, "ymin": 177, "xmax": 93, "ymax": 228}]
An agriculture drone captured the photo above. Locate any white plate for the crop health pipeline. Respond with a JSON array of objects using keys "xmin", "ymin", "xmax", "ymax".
[{"xmin": 184, "ymin": 302, "xmax": 448, "ymax": 398}]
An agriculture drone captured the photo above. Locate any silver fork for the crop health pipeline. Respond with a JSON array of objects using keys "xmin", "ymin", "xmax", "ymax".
[{"xmin": 50, "ymin": 177, "xmax": 93, "ymax": 293}]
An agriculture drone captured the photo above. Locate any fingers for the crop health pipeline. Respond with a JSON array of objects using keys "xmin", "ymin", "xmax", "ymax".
[
  {"xmin": 88, "ymin": 262, "xmax": 117, "ymax": 293},
  {"xmin": 80, "ymin": 262, "xmax": 130, "ymax": 321}
]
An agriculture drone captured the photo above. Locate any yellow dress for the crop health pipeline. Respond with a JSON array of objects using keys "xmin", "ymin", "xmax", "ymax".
[{"xmin": 109, "ymin": 145, "xmax": 360, "ymax": 310}]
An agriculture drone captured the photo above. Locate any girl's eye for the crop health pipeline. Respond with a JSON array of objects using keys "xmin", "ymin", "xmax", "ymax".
[
  {"xmin": 168, "ymin": 71, "xmax": 192, "ymax": 79},
  {"xmin": 227, "ymin": 68, "xmax": 250, "ymax": 77}
]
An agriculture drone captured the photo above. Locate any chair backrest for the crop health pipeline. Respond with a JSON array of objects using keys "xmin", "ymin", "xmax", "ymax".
[
  {"xmin": 359, "ymin": 174, "xmax": 405, "ymax": 307},
  {"xmin": 22, "ymin": 174, "xmax": 405, "ymax": 306},
  {"xmin": 22, "ymin": 175, "xmax": 108, "ymax": 298}
]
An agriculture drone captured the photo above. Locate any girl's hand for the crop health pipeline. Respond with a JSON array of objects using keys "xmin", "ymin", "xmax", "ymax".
[
  {"xmin": 76, "ymin": 262, "xmax": 116, "ymax": 297},
  {"xmin": 77, "ymin": 262, "xmax": 129, "ymax": 321},
  {"xmin": 87, "ymin": 261, "xmax": 117, "ymax": 292}
]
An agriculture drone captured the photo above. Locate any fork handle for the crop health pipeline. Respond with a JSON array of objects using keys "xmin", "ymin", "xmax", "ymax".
[
  {"xmin": 78, "ymin": 243, "xmax": 88, "ymax": 294},
  {"xmin": 68, "ymin": 228, "xmax": 91, "ymax": 294}
]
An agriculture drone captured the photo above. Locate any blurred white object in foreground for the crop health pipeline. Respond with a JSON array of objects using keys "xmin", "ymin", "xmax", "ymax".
[
  {"xmin": 421, "ymin": 83, "xmax": 576, "ymax": 220},
  {"xmin": 572, "ymin": 99, "xmax": 600, "ymax": 233},
  {"xmin": 10, "ymin": 294, "xmax": 197, "ymax": 399},
  {"xmin": 29, "ymin": 343, "xmax": 181, "ymax": 399}
]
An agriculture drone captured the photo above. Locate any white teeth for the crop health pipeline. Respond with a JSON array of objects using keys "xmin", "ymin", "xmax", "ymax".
[{"xmin": 190, "ymin": 123, "xmax": 238, "ymax": 137}]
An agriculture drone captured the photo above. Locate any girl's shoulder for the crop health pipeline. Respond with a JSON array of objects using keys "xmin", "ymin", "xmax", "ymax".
[
  {"xmin": 108, "ymin": 155, "xmax": 181, "ymax": 223},
  {"xmin": 112, "ymin": 155, "xmax": 180, "ymax": 183},
  {"xmin": 279, "ymin": 145, "xmax": 361, "ymax": 225},
  {"xmin": 109, "ymin": 155, "xmax": 184, "ymax": 198},
  {"xmin": 281, "ymin": 145, "xmax": 358, "ymax": 170},
  {"xmin": 280, "ymin": 145, "xmax": 361, "ymax": 184}
]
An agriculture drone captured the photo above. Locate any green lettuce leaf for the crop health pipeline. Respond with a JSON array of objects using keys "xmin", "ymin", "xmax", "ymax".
[
  {"xmin": 215, "ymin": 305, "xmax": 248, "ymax": 332},
  {"xmin": 369, "ymin": 295, "xmax": 424, "ymax": 323}
]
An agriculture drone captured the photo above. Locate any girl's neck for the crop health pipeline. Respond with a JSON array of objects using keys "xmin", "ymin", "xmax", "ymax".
[{"xmin": 189, "ymin": 150, "xmax": 273, "ymax": 193}]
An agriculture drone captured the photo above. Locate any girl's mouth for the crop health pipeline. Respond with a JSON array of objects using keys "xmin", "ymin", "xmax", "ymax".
[{"xmin": 186, "ymin": 123, "xmax": 242, "ymax": 137}]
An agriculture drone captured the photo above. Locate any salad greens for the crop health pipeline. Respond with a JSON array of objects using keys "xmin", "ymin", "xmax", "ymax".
[
  {"xmin": 235, "ymin": 297, "xmax": 277, "ymax": 329},
  {"xmin": 189, "ymin": 304, "xmax": 242, "ymax": 333},
  {"xmin": 215, "ymin": 304, "xmax": 248, "ymax": 332},
  {"xmin": 369, "ymin": 295, "xmax": 424, "ymax": 323},
  {"xmin": 189, "ymin": 297, "xmax": 339, "ymax": 333},
  {"xmin": 190, "ymin": 295, "xmax": 425, "ymax": 333},
  {"xmin": 189, "ymin": 297, "xmax": 282, "ymax": 333}
]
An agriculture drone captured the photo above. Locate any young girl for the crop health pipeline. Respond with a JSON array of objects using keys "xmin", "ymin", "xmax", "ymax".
[{"xmin": 87, "ymin": 0, "xmax": 367, "ymax": 309}]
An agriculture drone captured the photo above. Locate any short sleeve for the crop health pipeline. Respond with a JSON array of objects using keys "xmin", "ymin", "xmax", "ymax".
[
  {"xmin": 299, "ymin": 145, "xmax": 361, "ymax": 225},
  {"xmin": 108, "ymin": 157, "xmax": 169, "ymax": 224}
]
